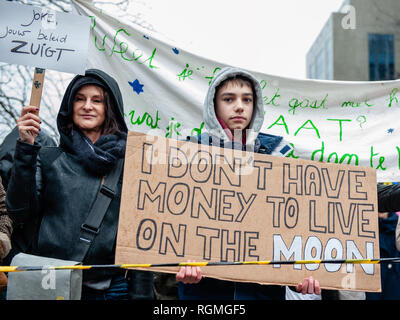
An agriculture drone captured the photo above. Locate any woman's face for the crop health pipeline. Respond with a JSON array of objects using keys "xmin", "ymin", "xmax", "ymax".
[{"xmin": 72, "ymin": 84, "xmax": 106, "ymax": 143}]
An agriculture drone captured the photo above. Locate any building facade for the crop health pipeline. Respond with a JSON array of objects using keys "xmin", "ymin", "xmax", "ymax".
[{"xmin": 306, "ymin": 0, "xmax": 400, "ymax": 81}]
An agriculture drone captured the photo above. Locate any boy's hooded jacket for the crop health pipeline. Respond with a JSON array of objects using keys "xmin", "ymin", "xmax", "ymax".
[
  {"xmin": 6, "ymin": 69, "xmax": 127, "ymax": 283},
  {"xmin": 180, "ymin": 67, "xmax": 293, "ymax": 300}
]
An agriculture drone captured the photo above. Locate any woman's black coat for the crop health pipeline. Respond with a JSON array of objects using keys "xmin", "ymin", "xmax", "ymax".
[{"xmin": 6, "ymin": 69, "xmax": 128, "ymax": 283}]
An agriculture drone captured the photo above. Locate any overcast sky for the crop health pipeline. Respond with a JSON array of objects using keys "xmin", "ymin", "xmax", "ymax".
[{"xmin": 128, "ymin": 0, "xmax": 345, "ymax": 80}]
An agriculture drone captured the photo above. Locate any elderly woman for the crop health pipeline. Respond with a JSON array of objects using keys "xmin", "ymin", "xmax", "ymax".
[{"xmin": 6, "ymin": 69, "xmax": 153, "ymax": 300}]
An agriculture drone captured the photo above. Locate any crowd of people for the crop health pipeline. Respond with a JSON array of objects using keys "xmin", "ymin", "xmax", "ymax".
[{"xmin": 0, "ymin": 67, "xmax": 399, "ymax": 300}]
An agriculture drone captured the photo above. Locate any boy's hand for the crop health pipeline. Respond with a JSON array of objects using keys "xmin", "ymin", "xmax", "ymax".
[
  {"xmin": 17, "ymin": 106, "xmax": 41, "ymax": 145},
  {"xmin": 176, "ymin": 261, "xmax": 202, "ymax": 284},
  {"xmin": 296, "ymin": 276, "xmax": 321, "ymax": 295}
]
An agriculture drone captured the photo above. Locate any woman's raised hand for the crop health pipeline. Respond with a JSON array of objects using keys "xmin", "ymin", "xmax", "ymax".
[{"xmin": 17, "ymin": 106, "xmax": 41, "ymax": 145}]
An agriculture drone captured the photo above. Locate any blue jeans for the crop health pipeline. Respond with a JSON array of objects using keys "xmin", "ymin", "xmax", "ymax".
[{"xmin": 81, "ymin": 275, "xmax": 129, "ymax": 300}]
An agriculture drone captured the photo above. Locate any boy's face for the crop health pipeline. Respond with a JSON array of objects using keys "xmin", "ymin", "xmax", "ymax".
[{"xmin": 215, "ymin": 81, "xmax": 254, "ymax": 133}]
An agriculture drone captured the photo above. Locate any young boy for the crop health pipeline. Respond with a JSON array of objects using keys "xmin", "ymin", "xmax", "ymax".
[{"xmin": 176, "ymin": 66, "xmax": 321, "ymax": 300}]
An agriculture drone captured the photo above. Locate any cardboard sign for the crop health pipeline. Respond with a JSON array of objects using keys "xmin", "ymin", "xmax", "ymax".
[
  {"xmin": 0, "ymin": 1, "xmax": 90, "ymax": 74},
  {"xmin": 116, "ymin": 131, "xmax": 381, "ymax": 292}
]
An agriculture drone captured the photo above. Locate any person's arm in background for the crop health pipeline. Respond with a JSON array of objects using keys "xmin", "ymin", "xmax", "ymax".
[
  {"xmin": 377, "ymin": 184, "xmax": 400, "ymax": 213},
  {"xmin": 0, "ymin": 176, "xmax": 12, "ymax": 260}
]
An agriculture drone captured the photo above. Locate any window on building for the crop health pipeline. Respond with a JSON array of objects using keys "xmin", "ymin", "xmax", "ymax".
[
  {"xmin": 368, "ymin": 34, "xmax": 395, "ymax": 81},
  {"xmin": 307, "ymin": 62, "xmax": 316, "ymax": 79},
  {"xmin": 325, "ymin": 38, "xmax": 333, "ymax": 80},
  {"xmin": 315, "ymin": 49, "xmax": 325, "ymax": 80}
]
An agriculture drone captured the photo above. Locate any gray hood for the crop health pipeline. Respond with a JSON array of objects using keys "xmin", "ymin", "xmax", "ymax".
[{"xmin": 203, "ymin": 67, "xmax": 264, "ymax": 147}]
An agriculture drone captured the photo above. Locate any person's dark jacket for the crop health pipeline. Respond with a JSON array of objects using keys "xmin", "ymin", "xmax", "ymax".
[
  {"xmin": 6, "ymin": 69, "xmax": 126, "ymax": 280},
  {"xmin": 377, "ymin": 183, "xmax": 400, "ymax": 213},
  {"xmin": 5, "ymin": 69, "xmax": 153, "ymax": 298},
  {"xmin": 0, "ymin": 176, "xmax": 12, "ymax": 261},
  {"xmin": 0, "ymin": 127, "xmax": 56, "ymax": 190}
]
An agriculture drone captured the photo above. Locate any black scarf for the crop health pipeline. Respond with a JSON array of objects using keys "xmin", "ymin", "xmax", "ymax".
[{"xmin": 71, "ymin": 129, "xmax": 127, "ymax": 176}]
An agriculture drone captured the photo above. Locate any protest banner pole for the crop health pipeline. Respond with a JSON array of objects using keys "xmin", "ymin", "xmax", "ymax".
[{"xmin": 29, "ymin": 67, "xmax": 46, "ymax": 115}]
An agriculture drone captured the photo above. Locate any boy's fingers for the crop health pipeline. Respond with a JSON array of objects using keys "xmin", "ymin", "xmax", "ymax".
[
  {"xmin": 301, "ymin": 278, "xmax": 309, "ymax": 294},
  {"xmin": 315, "ymin": 279, "xmax": 321, "ymax": 295},
  {"xmin": 189, "ymin": 267, "xmax": 201, "ymax": 284},
  {"xmin": 176, "ymin": 267, "xmax": 186, "ymax": 281},
  {"xmin": 195, "ymin": 267, "xmax": 202, "ymax": 283},
  {"xmin": 307, "ymin": 277, "xmax": 314, "ymax": 294},
  {"xmin": 185, "ymin": 266, "xmax": 193, "ymax": 280}
]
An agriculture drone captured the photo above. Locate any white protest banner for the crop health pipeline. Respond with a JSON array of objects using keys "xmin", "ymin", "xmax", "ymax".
[
  {"xmin": 0, "ymin": 1, "xmax": 90, "ymax": 75},
  {"xmin": 72, "ymin": 0, "xmax": 400, "ymax": 182},
  {"xmin": 116, "ymin": 131, "xmax": 381, "ymax": 292}
]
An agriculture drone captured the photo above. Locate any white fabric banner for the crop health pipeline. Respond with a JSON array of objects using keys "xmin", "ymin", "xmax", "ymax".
[{"xmin": 73, "ymin": 0, "xmax": 400, "ymax": 182}]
